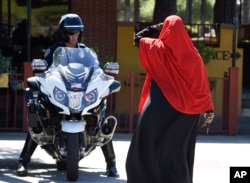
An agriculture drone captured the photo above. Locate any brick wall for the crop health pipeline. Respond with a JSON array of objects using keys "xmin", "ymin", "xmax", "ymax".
[{"xmin": 71, "ymin": 0, "xmax": 117, "ymax": 62}]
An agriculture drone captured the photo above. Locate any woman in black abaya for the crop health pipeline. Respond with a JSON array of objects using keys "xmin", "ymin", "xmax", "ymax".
[{"xmin": 125, "ymin": 15, "xmax": 214, "ymax": 183}]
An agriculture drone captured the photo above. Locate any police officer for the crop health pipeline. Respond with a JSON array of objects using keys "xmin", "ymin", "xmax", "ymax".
[{"xmin": 17, "ymin": 13, "xmax": 119, "ymax": 177}]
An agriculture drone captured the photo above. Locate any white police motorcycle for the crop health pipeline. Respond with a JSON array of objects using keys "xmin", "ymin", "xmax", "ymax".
[{"xmin": 25, "ymin": 47, "xmax": 121, "ymax": 181}]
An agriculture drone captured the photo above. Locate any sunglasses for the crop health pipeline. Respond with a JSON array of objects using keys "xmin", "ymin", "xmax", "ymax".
[{"xmin": 65, "ymin": 31, "xmax": 80, "ymax": 35}]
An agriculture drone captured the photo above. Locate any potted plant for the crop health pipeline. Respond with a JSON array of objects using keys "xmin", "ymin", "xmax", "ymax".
[
  {"xmin": 0, "ymin": 50, "xmax": 19, "ymax": 90},
  {"xmin": 0, "ymin": 50, "xmax": 11, "ymax": 88},
  {"xmin": 91, "ymin": 46, "xmax": 114, "ymax": 68},
  {"xmin": 195, "ymin": 43, "xmax": 217, "ymax": 91}
]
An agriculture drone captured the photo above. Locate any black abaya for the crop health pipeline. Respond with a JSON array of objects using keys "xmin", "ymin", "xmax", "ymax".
[{"xmin": 126, "ymin": 79, "xmax": 200, "ymax": 183}]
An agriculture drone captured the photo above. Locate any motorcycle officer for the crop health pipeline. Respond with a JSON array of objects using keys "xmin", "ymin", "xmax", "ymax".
[{"xmin": 17, "ymin": 13, "xmax": 119, "ymax": 178}]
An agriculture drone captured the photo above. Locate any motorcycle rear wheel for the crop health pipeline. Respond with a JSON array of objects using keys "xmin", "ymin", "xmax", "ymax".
[{"xmin": 66, "ymin": 133, "xmax": 79, "ymax": 181}]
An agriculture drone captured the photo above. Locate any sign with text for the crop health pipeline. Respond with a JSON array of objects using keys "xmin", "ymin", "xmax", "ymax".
[
  {"xmin": 214, "ymin": 51, "xmax": 241, "ymax": 61},
  {"xmin": 230, "ymin": 167, "xmax": 250, "ymax": 183}
]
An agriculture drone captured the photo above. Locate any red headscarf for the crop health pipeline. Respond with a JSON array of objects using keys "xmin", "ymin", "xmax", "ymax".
[{"xmin": 138, "ymin": 15, "xmax": 214, "ymax": 114}]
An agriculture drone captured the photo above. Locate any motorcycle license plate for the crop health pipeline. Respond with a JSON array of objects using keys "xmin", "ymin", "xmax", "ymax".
[{"xmin": 68, "ymin": 91, "xmax": 84, "ymax": 110}]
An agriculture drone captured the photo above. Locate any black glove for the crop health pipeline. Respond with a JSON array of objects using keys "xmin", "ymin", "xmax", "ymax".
[
  {"xmin": 150, "ymin": 23, "xmax": 163, "ymax": 33},
  {"xmin": 133, "ymin": 23, "xmax": 163, "ymax": 47},
  {"xmin": 149, "ymin": 23, "xmax": 163, "ymax": 38}
]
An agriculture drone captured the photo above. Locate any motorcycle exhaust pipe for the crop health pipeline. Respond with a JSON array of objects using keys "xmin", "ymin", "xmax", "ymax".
[{"xmin": 100, "ymin": 115, "xmax": 117, "ymax": 138}]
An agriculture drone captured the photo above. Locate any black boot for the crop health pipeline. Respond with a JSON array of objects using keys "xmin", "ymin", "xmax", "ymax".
[
  {"xmin": 16, "ymin": 133, "xmax": 37, "ymax": 177},
  {"xmin": 16, "ymin": 162, "xmax": 28, "ymax": 177},
  {"xmin": 101, "ymin": 141, "xmax": 119, "ymax": 177}
]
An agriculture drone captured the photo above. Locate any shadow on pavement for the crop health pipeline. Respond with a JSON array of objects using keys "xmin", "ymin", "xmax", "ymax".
[{"xmin": 0, "ymin": 151, "xmax": 126, "ymax": 183}]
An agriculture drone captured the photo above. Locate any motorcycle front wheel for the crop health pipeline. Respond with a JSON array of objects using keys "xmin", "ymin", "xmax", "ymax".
[{"xmin": 66, "ymin": 133, "xmax": 79, "ymax": 181}]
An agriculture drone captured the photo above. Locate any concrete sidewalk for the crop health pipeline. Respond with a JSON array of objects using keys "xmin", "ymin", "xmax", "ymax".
[{"xmin": 1, "ymin": 131, "xmax": 250, "ymax": 183}]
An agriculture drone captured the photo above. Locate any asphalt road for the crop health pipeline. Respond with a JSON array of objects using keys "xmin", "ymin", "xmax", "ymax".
[{"xmin": 1, "ymin": 132, "xmax": 250, "ymax": 183}]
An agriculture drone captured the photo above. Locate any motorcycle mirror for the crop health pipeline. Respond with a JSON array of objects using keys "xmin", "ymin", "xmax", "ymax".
[
  {"xmin": 103, "ymin": 62, "xmax": 119, "ymax": 75},
  {"xmin": 31, "ymin": 59, "xmax": 48, "ymax": 72}
]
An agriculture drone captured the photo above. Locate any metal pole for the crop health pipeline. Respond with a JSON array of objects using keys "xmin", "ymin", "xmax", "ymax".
[
  {"xmin": 0, "ymin": 1, "xmax": 2, "ymax": 34},
  {"xmin": 27, "ymin": 0, "xmax": 31, "ymax": 62},
  {"xmin": 7, "ymin": 0, "xmax": 11, "ymax": 37},
  {"xmin": 185, "ymin": 0, "xmax": 192, "ymax": 23},
  {"xmin": 232, "ymin": 0, "xmax": 238, "ymax": 67}
]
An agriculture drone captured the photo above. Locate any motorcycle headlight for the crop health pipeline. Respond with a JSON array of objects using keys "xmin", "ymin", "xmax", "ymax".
[
  {"xmin": 53, "ymin": 87, "xmax": 69, "ymax": 106},
  {"xmin": 84, "ymin": 89, "xmax": 98, "ymax": 106}
]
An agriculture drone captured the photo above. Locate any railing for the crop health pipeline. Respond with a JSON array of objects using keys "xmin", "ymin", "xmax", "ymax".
[
  {"xmin": 106, "ymin": 73, "xmax": 145, "ymax": 133},
  {"xmin": 185, "ymin": 23, "xmax": 220, "ymax": 46},
  {"xmin": 111, "ymin": 73, "xmax": 233, "ymax": 135},
  {"xmin": 134, "ymin": 22, "xmax": 220, "ymax": 47},
  {"xmin": 0, "ymin": 65, "xmax": 238, "ymax": 135},
  {"xmin": 0, "ymin": 73, "xmax": 24, "ymax": 131}
]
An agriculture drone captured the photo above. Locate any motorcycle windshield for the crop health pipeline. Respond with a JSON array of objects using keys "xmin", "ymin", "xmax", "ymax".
[
  {"xmin": 51, "ymin": 47, "xmax": 100, "ymax": 91},
  {"xmin": 52, "ymin": 47, "xmax": 100, "ymax": 68}
]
